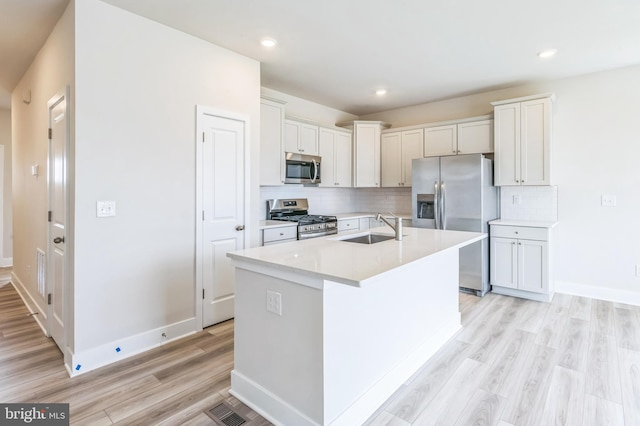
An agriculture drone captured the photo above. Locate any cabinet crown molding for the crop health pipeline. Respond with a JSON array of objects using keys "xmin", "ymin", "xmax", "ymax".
[
  {"xmin": 286, "ymin": 115, "xmax": 352, "ymax": 132},
  {"xmin": 381, "ymin": 114, "xmax": 493, "ymax": 133},
  {"xmin": 490, "ymin": 92, "xmax": 556, "ymax": 106},
  {"xmin": 336, "ymin": 120, "xmax": 391, "ymax": 130}
]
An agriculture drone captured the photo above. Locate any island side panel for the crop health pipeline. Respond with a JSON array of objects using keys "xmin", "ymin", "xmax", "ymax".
[
  {"xmin": 231, "ymin": 268, "xmax": 325, "ymax": 425},
  {"xmin": 322, "ymin": 249, "xmax": 461, "ymax": 425}
]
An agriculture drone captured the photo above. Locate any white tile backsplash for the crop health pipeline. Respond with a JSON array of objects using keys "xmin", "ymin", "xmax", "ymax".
[
  {"xmin": 500, "ymin": 186, "xmax": 558, "ymax": 222},
  {"xmin": 259, "ymin": 186, "xmax": 411, "ymax": 218}
]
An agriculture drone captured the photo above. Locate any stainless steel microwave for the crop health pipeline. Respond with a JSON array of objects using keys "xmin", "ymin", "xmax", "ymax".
[{"xmin": 284, "ymin": 152, "xmax": 321, "ymax": 184}]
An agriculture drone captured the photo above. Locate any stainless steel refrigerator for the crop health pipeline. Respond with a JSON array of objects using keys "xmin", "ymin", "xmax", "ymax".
[{"xmin": 412, "ymin": 154, "xmax": 498, "ymax": 296}]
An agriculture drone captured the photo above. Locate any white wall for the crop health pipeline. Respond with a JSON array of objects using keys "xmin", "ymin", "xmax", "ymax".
[
  {"xmin": 363, "ymin": 65, "xmax": 640, "ymax": 301},
  {"xmin": 0, "ymin": 109, "xmax": 12, "ymax": 264},
  {"xmin": 261, "ymin": 87, "xmax": 357, "ymax": 127},
  {"xmin": 72, "ymin": 0, "xmax": 260, "ymax": 363},
  {"xmin": 11, "ymin": 0, "xmax": 75, "ymax": 332}
]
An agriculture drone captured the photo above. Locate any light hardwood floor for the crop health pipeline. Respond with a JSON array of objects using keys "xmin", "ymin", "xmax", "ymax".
[{"xmin": 2, "ymin": 282, "xmax": 640, "ymax": 425}]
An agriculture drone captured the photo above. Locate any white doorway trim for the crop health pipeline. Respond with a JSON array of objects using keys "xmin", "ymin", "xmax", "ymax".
[
  {"xmin": 195, "ymin": 105, "xmax": 250, "ymax": 330},
  {"xmin": 47, "ymin": 86, "xmax": 71, "ymax": 369}
]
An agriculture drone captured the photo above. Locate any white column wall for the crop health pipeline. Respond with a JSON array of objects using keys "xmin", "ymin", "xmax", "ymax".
[{"xmin": 72, "ymin": 0, "xmax": 260, "ymax": 361}]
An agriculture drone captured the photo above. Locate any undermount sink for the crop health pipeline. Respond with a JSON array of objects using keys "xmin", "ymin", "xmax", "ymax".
[{"xmin": 340, "ymin": 234, "xmax": 396, "ymax": 244}]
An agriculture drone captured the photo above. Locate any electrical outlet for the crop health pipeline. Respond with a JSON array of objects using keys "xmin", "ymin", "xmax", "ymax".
[
  {"xmin": 97, "ymin": 201, "xmax": 117, "ymax": 217},
  {"xmin": 636, "ymin": 264, "xmax": 640, "ymax": 277},
  {"xmin": 601, "ymin": 194, "xmax": 616, "ymax": 207},
  {"xmin": 266, "ymin": 290, "xmax": 282, "ymax": 315},
  {"xmin": 513, "ymin": 195, "xmax": 521, "ymax": 205}
]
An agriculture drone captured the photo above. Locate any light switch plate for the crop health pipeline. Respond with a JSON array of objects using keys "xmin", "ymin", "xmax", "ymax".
[
  {"xmin": 97, "ymin": 201, "xmax": 116, "ymax": 217},
  {"xmin": 601, "ymin": 194, "xmax": 616, "ymax": 207}
]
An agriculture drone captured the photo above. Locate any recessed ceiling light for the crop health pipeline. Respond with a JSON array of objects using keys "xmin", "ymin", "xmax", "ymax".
[
  {"xmin": 375, "ymin": 89, "xmax": 387, "ymax": 96},
  {"xmin": 537, "ymin": 49, "xmax": 557, "ymax": 59},
  {"xmin": 260, "ymin": 38, "xmax": 277, "ymax": 48}
]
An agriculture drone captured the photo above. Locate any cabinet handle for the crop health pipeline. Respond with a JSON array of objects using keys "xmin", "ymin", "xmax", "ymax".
[
  {"xmin": 518, "ymin": 242, "xmax": 522, "ymax": 245},
  {"xmin": 279, "ymin": 232, "xmax": 284, "ymax": 236},
  {"xmin": 515, "ymin": 231, "xmax": 519, "ymax": 234},
  {"xmin": 452, "ymin": 150, "xmax": 456, "ymax": 153}
]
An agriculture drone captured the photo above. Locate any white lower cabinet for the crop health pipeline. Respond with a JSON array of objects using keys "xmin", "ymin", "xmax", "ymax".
[
  {"xmin": 490, "ymin": 224, "xmax": 553, "ymax": 301},
  {"xmin": 338, "ymin": 218, "xmax": 359, "ymax": 233},
  {"xmin": 261, "ymin": 226, "xmax": 297, "ymax": 246}
]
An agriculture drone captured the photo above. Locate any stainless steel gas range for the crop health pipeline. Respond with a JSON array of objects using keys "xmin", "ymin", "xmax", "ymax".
[{"xmin": 267, "ymin": 198, "xmax": 338, "ymax": 240}]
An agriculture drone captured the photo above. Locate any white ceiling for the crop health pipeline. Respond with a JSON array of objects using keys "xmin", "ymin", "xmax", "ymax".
[
  {"xmin": 3, "ymin": 0, "xmax": 640, "ymax": 115},
  {"xmin": 0, "ymin": 0, "xmax": 69, "ymax": 109}
]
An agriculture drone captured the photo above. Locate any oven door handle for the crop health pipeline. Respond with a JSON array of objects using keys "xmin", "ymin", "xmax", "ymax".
[{"xmin": 299, "ymin": 229, "xmax": 337, "ymax": 240}]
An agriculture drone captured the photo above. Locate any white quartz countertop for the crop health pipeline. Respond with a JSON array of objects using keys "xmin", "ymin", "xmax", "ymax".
[
  {"xmin": 228, "ymin": 226, "xmax": 485, "ymax": 287},
  {"xmin": 489, "ymin": 219, "xmax": 559, "ymax": 229}
]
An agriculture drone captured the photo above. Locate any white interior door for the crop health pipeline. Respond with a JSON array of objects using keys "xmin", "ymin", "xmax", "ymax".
[
  {"xmin": 199, "ymin": 109, "xmax": 246, "ymax": 327},
  {"xmin": 48, "ymin": 89, "xmax": 69, "ymax": 350}
]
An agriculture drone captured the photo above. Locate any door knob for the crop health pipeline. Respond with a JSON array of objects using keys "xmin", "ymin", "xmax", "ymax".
[
  {"xmin": 53, "ymin": 236, "xmax": 65, "ymax": 244},
  {"xmin": 235, "ymin": 225, "xmax": 245, "ymax": 231}
]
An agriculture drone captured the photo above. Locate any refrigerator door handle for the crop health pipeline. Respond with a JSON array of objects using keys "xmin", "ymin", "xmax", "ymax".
[
  {"xmin": 434, "ymin": 181, "xmax": 440, "ymax": 229},
  {"xmin": 441, "ymin": 180, "xmax": 446, "ymax": 230}
]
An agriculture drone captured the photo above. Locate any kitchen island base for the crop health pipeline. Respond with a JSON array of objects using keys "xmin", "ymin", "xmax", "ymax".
[{"xmin": 229, "ymin": 248, "xmax": 462, "ymax": 426}]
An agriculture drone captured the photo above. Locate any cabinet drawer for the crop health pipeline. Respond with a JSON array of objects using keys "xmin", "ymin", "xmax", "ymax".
[
  {"xmin": 263, "ymin": 226, "xmax": 297, "ymax": 243},
  {"xmin": 338, "ymin": 219, "xmax": 359, "ymax": 232},
  {"xmin": 490, "ymin": 225, "xmax": 548, "ymax": 241}
]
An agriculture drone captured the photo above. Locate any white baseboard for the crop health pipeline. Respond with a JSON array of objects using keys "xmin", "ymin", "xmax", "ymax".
[
  {"xmin": 331, "ymin": 318, "xmax": 461, "ymax": 426},
  {"xmin": 69, "ymin": 317, "xmax": 198, "ymax": 376},
  {"xmin": 231, "ymin": 371, "xmax": 318, "ymax": 426},
  {"xmin": 1, "ymin": 257, "xmax": 12, "ymax": 268},
  {"xmin": 10, "ymin": 273, "xmax": 49, "ymax": 336},
  {"xmin": 556, "ymin": 280, "xmax": 640, "ymax": 306},
  {"xmin": 231, "ymin": 316, "xmax": 461, "ymax": 426}
]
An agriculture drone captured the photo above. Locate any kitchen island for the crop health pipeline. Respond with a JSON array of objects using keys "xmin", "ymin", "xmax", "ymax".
[{"xmin": 227, "ymin": 226, "xmax": 485, "ymax": 426}]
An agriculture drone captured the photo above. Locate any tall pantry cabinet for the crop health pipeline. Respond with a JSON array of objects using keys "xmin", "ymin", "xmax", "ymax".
[{"xmin": 491, "ymin": 93, "xmax": 554, "ymax": 186}]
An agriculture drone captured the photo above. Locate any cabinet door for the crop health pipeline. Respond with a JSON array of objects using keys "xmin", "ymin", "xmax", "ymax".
[
  {"xmin": 424, "ymin": 125, "xmax": 457, "ymax": 157},
  {"xmin": 520, "ymin": 98, "xmax": 551, "ymax": 186},
  {"xmin": 260, "ymin": 99, "xmax": 285, "ymax": 185},
  {"xmin": 381, "ymin": 132, "xmax": 402, "ymax": 187},
  {"xmin": 518, "ymin": 239, "xmax": 548, "ymax": 293},
  {"xmin": 318, "ymin": 128, "xmax": 336, "ymax": 187},
  {"xmin": 401, "ymin": 129, "xmax": 424, "ymax": 186},
  {"xmin": 493, "ymin": 103, "xmax": 521, "ymax": 186},
  {"xmin": 299, "ymin": 123, "xmax": 319, "ymax": 155},
  {"xmin": 334, "ymin": 131, "xmax": 352, "ymax": 187},
  {"xmin": 338, "ymin": 218, "xmax": 359, "ymax": 232},
  {"xmin": 490, "ymin": 237, "xmax": 518, "ymax": 289},
  {"xmin": 284, "ymin": 120, "xmax": 300, "ymax": 153},
  {"xmin": 457, "ymin": 120, "xmax": 493, "ymax": 155},
  {"xmin": 353, "ymin": 123, "xmax": 381, "ymax": 187}
]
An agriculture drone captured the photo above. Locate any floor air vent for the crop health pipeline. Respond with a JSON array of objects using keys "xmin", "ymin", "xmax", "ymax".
[{"xmin": 206, "ymin": 402, "xmax": 246, "ymax": 426}]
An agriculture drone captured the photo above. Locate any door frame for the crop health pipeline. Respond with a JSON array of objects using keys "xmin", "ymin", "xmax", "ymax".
[
  {"xmin": 47, "ymin": 86, "xmax": 71, "ymax": 365},
  {"xmin": 195, "ymin": 105, "xmax": 250, "ymax": 330}
]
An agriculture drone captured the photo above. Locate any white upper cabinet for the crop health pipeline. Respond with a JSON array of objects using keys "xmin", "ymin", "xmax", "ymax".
[
  {"xmin": 424, "ymin": 120, "xmax": 493, "ymax": 157},
  {"xmin": 284, "ymin": 119, "xmax": 319, "ymax": 155},
  {"xmin": 349, "ymin": 121, "xmax": 386, "ymax": 188},
  {"xmin": 260, "ymin": 98, "xmax": 285, "ymax": 185},
  {"xmin": 492, "ymin": 93, "xmax": 553, "ymax": 186},
  {"xmin": 319, "ymin": 127, "xmax": 352, "ymax": 187},
  {"xmin": 457, "ymin": 119, "xmax": 494, "ymax": 154},
  {"xmin": 424, "ymin": 124, "xmax": 457, "ymax": 157},
  {"xmin": 381, "ymin": 129, "xmax": 424, "ymax": 187}
]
